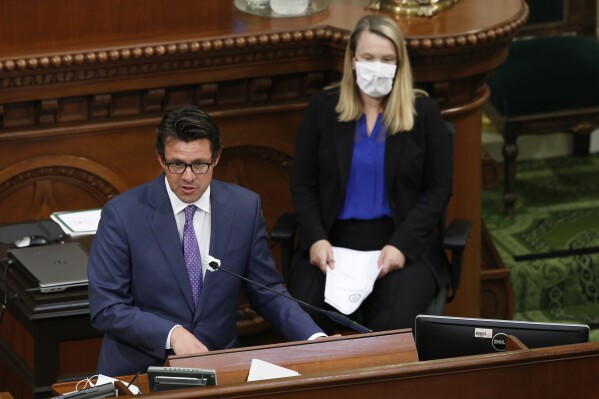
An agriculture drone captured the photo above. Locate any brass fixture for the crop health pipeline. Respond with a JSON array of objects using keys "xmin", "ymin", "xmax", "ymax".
[{"xmin": 366, "ymin": 0, "xmax": 458, "ymax": 17}]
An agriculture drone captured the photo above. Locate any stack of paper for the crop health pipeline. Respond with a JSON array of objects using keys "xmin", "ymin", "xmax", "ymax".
[{"xmin": 51, "ymin": 209, "xmax": 102, "ymax": 237}]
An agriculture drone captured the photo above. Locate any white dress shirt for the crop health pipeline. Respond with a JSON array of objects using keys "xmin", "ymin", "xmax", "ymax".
[
  {"xmin": 165, "ymin": 179, "xmax": 211, "ymax": 282},
  {"xmin": 164, "ymin": 177, "xmax": 211, "ymax": 349}
]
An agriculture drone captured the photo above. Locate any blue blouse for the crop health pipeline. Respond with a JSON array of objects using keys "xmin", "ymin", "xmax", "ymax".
[{"xmin": 337, "ymin": 114, "xmax": 392, "ymax": 220}]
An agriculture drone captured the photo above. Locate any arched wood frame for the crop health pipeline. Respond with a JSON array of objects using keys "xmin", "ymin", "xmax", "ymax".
[{"xmin": 0, "ymin": 155, "xmax": 129, "ymax": 222}]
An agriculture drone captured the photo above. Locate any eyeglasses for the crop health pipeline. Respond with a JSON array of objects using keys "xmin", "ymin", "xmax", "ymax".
[{"xmin": 164, "ymin": 161, "xmax": 212, "ymax": 175}]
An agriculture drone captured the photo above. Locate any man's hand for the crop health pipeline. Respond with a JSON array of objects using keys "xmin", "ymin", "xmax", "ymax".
[
  {"xmin": 309, "ymin": 239, "xmax": 335, "ymax": 274},
  {"xmin": 170, "ymin": 326, "xmax": 208, "ymax": 355},
  {"xmin": 377, "ymin": 245, "xmax": 406, "ymax": 279}
]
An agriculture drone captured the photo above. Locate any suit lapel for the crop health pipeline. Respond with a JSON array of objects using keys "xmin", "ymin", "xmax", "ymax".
[
  {"xmin": 384, "ymin": 131, "xmax": 409, "ymax": 197},
  {"xmin": 195, "ymin": 181, "xmax": 234, "ymax": 315},
  {"xmin": 146, "ymin": 176, "xmax": 196, "ymax": 313},
  {"xmin": 335, "ymin": 120, "xmax": 356, "ymax": 194}
]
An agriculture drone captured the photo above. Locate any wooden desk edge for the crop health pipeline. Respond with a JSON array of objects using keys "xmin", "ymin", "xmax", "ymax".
[{"xmin": 52, "ymin": 341, "xmax": 599, "ymax": 397}]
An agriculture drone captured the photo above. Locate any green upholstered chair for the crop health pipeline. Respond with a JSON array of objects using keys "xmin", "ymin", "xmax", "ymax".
[{"xmin": 484, "ymin": 0, "xmax": 599, "ymax": 215}]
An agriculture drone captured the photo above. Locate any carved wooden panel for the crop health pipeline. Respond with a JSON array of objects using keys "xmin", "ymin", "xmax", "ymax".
[
  {"xmin": 0, "ymin": 156, "xmax": 128, "ymax": 223},
  {"xmin": 215, "ymin": 146, "xmax": 293, "ymax": 228},
  {"xmin": 0, "ymin": 74, "xmax": 331, "ymax": 133},
  {"xmin": 0, "ymin": 310, "xmax": 35, "ymax": 399},
  {"xmin": 214, "ymin": 146, "xmax": 295, "ymax": 336}
]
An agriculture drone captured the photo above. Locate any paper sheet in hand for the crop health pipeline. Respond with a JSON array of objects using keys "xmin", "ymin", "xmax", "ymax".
[
  {"xmin": 324, "ymin": 247, "xmax": 381, "ymax": 315},
  {"xmin": 246, "ymin": 359, "xmax": 300, "ymax": 382}
]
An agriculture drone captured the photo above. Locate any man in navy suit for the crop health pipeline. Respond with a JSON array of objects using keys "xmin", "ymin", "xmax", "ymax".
[{"xmin": 88, "ymin": 106, "xmax": 324, "ymax": 376}]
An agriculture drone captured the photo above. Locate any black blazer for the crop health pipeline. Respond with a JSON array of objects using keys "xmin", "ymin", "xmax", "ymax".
[{"xmin": 291, "ymin": 88, "xmax": 453, "ymax": 286}]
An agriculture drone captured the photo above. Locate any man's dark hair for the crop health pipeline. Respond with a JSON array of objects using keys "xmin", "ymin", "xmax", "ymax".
[{"xmin": 155, "ymin": 106, "xmax": 223, "ymax": 161}]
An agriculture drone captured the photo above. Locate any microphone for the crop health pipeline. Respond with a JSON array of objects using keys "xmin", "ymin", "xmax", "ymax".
[{"xmin": 203, "ymin": 255, "xmax": 372, "ymax": 334}]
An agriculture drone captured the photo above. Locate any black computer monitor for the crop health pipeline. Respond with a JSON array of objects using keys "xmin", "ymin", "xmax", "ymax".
[{"xmin": 415, "ymin": 315, "xmax": 590, "ymax": 361}]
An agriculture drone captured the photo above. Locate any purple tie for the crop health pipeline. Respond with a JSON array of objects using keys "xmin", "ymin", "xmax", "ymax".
[{"xmin": 183, "ymin": 205, "xmax": 202, "ymax": 306}]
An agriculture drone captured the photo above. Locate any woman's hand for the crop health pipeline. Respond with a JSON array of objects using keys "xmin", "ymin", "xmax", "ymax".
[
  {"xmin": 309, "ymin": 239, "xmax": 335, "ymax": 274},
  {"xmin": 377, "ymin": 245, "xmax": 406, "ymax": 278}
]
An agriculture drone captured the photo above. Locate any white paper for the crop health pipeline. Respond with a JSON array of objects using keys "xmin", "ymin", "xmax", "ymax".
[
  {"xmin": 324, "ymin": 247, "xmax": 381, "ymax": 315},
  {"xmin": 51, "ymin": 208, "xmax": 101, "ymax": 237},
  {"xmin": 247, "ymin": 359, "xmax": 300, "ymax": 382}
]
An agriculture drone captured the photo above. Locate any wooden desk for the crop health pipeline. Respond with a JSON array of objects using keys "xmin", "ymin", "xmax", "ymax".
[
  {"xmin": 52, "ymin": 332, "xmax": 599, "ymax": 398},
  {"xmin": 0, "ymin": 235, "xmax": 102, "ymax": 399}
]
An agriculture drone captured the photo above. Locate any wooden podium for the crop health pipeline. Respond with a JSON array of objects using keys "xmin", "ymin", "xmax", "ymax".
[
  {"xmin": 51, "ymin": 329, "xmax": 599, "ymax": 398},
  {"xmin": 165, "ymin": 329, "xmax": 418, "ymax": 385}
]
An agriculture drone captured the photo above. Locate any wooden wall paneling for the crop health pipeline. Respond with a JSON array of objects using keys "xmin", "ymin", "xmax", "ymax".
[
  {"xmin": 0, "ymin": 128, "xmax": 157, "ymax": 222},
  {"xmin": 0, "ymin": 237, "xmax": 101, "ymax": 398},
  {"xmin": 0, "ymin": 69, "xmax": 341, "ymax": 223},
  {"xmin": 0, "ymin": 0, "xmax": 528, "ymax": 316},
  {"xmin": 481, "ymin": 221, "xmax": 516, "ymax": 319},
  {"xmin": 0, "ymin": 1, "xmax": 234, "ymax": 56},
  {"xmin": 58, "ymin": 338, "xmax": 103, "ymax": 379},
  {"xmin": 0, "ymin": 1, "xmax": 528, "ymax": 396},
  {"xmin": 479, "ymin": 145, "xmax": 513, "ymax": 319}
]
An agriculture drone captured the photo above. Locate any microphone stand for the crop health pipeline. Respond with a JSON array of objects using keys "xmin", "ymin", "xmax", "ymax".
[{"xmin": 208, "ymin": 261, "xmax": 372, "ymax": 334}]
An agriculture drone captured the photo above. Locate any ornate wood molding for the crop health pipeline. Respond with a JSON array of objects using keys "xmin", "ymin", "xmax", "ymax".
[
  {"xmin": 0, "ymin": 29, "xmax": 336, "ymax": 88},
  {"xmin": 0, "ymin": 3, "xmax": 528, "ymax": 133},
  {"xmin": 0, "ymin": 5, "xmax": 528, "ymax": 92},
  {"xmin": 0, "ymin": 72, "xmax": 330, "ymax": 135}
]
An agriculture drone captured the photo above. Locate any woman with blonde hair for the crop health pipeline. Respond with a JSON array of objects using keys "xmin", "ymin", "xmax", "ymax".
[{"xmin": 286, "ymin": 14, "xmax": 453, "ymax": 333}]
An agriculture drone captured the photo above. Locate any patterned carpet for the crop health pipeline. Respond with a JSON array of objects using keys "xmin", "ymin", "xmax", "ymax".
[{"xmin": 482, "ymin": 154, "xmax": 599, "ymax": 341}]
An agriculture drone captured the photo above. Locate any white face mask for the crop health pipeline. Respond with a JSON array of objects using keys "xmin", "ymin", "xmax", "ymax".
[{"xmin": 355, "ymin": 61, "xmax": 397, "ymax": 98}]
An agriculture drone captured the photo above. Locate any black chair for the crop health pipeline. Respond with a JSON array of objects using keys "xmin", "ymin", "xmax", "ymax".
[
  {"xmin": 484, "ymin": 0, "xmax": 599, "ymax": 215},
  {"xmin": 271, "ymin": 213, "xmax": 471, "ymax": 316}
]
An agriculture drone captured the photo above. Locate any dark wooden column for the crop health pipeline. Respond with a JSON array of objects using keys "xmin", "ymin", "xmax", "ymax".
[{"xmin": 387, "ymin": 0, "xmax": 526, "ymax": 317}]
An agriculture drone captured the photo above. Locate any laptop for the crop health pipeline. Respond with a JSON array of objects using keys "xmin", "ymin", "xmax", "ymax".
[{"xmin": 7, "ymin": 242, "xmax": 89, "ymax": 293}]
